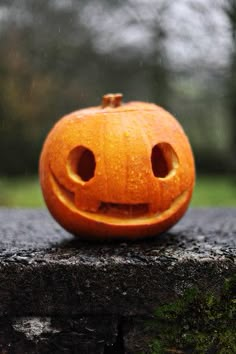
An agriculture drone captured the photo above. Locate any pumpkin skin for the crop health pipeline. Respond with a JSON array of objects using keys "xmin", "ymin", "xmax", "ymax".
[{"xmin": 39, "ymin": 94, "xmax": 195, "ymax": 239}]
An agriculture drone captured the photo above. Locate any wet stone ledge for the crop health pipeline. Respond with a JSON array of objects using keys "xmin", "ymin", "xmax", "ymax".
[{"xmin": 0, "ymin": 208, "xmax": 235, "ymax": 354}]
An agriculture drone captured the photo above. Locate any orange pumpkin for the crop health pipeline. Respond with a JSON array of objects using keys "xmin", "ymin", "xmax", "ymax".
[{"xmin": 39, "ymin": 93, "xmax": 195, "ymax": 239}]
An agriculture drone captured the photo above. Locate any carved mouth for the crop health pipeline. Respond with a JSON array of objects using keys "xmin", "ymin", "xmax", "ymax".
[
  {"xmin": 49, "ymin": 169, "xmax": 150, "ymax": 218},
  {"xmin": 98, "ymin": 202, "xmax": 149, "ymax": 217},
  {"xmin": 49, "ymin": 169, "xmax": 188, "ymax": 225}
]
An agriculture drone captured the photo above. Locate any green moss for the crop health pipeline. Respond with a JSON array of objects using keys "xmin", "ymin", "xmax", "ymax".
[{"xmin": 146, "ymin": 277, "xmax": 236, "ymax": 354}]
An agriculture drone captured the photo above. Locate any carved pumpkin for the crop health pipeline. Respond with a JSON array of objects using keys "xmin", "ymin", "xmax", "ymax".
[{"xmin": 39, "ymin": 94, "xmax": 195, "ymax": 239}]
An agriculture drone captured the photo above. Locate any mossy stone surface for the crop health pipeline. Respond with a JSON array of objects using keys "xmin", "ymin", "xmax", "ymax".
[
  {"xmin": 147, "ymin": 277, "xmax": 236, "ymax": 353},
  {"xmin": 124, "ymin": 278, "xmax": 235, "ymax": 353}
]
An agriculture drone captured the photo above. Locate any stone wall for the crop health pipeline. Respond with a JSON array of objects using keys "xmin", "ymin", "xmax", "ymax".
[{"xmin": 0, "ymin": 208, "xmax": 235, "ymax": 353}]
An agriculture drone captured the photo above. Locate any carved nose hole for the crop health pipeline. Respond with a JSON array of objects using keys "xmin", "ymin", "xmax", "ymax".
[
  {"xmin": 151, "ymin": 143, "xmax": 178, "ymax": 178},
  {"xmin": 67, "ymin": 146, "xmax": 96, "ymax": 183}
]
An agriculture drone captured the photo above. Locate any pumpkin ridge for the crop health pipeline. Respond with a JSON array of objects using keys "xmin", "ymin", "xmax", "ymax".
[
  {"xmin": 102, "ymin": 115, "xmax": 109, "ymax": 201},
  {"xmin": 122, "ymin": 112, "xmax": 128, "ymax": 200},
  {"xmin": 137, "ymin": 114, "xmax": 153, "ymax": 207}
]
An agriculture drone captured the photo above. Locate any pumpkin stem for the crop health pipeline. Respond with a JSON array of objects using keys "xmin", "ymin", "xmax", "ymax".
[{"xmin": 102, "ymin": 93, "xmax": 123, "ymax": 108}]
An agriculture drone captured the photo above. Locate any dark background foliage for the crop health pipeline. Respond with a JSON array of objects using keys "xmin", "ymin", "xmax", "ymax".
[{"xmin": 0, "ymin": 0, "xmax": 236, "ymax": 175}]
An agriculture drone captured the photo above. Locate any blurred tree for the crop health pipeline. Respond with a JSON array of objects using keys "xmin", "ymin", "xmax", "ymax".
[
  {"xmin": 0, "ymin": 0, "xmax": 95, "ymax": 174},
  {"xmin": 0, "ymin": 0, "xmax": 234, "ymax": 175},
  {"xmin": 0, "ymin": 0, "xmax": 171, "ymax": 175},
  {"xmin": 224, "ymin": 0, "xmax": 236, "ymax": 171}
]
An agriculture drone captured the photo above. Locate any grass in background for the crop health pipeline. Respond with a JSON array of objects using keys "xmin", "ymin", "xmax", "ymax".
[
  {"xmin": 191, "ymin": 175, "xmax": 236, "ymax": 206},
  {"xmin": 0, "ymin": 177, "xmax": 44, "ymax": 207},
  {"xmin": 0, "ymin": 175, "xmax": 235, "ymax": 207}
]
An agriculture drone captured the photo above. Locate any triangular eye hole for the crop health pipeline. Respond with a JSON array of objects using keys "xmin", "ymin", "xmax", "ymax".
[
  {"xmin": 67, "ymin": 146, "xmax": 96, "ymax": 182},
  {"xmin": 151, "ymin": 143, "xmax": 179, "ymax": 178}
]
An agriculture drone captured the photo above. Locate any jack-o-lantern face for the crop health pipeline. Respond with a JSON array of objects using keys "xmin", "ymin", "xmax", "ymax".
[{"xmin": 39, "ymin": 94, "xmax": 195, "ymax": 239}]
